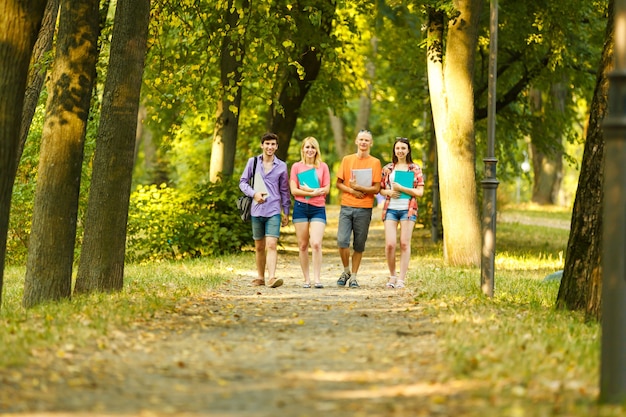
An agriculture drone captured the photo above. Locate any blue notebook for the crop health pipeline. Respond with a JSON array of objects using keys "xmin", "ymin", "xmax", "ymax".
[{"xmin": 394, "ymin": 170, "xmax": 414, "ymax": 199}]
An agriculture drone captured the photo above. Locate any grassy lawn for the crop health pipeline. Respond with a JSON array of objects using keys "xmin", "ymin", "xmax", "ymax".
[{"xmin": 0, "ymin": 205, "xmax": 623, "ymax": 415}]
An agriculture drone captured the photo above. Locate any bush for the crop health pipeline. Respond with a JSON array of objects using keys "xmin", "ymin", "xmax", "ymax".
[{"xmin": 126, "ymin": 179, "xmax": 252, "ymax": 262}]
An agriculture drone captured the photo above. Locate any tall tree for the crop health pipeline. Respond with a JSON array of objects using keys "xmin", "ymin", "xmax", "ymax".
[
  {"xmin": 18, "ymin": 0, "xmax": 61, "ymax": 164},
  {"xmin": 209, "ymin": 0, "xmax": 248, "ymax": 182},
  {"xmin": 23, "ymin": 0, "xmax": 101, "ymax": 308},
  {"xmin": 270, "ymin": 0, "xmax": 336, "ymax": 161},
  {"xmin": 556, "ymin": 1, "xmax": 612, "ymax": 320},
  {"xmin": 0, "ymin": 0, "xmax": 47, "ymax": 306},
  {"xmin": 74, "ymin": 0, "xmax": 151, "ymax": 294},
  {"xmin": 426, "ymin": 0, "xmax": 483, "ymax": 266}
]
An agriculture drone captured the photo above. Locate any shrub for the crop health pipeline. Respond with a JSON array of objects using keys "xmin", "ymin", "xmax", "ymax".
[{"xmin": 126, "ymin": 179, "xmax": 251, "ymax": 262}]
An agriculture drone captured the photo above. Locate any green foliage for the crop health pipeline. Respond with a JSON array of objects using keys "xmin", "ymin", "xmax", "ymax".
[{"xmin": 126, "ymin": 179, "xmax": 252, "ymax": 262}]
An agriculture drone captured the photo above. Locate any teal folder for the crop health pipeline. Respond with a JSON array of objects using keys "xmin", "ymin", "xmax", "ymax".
[
  {"xmin": 394, "ymin": 170, "xmax": 414, "ymax": 199},
  {"xmin": 297, "ymin": 168, "xmax": 320, "ymax": 199},
  {"xmin": 297, "ymin": 168, "xmax": 320, "ymax": 189}
]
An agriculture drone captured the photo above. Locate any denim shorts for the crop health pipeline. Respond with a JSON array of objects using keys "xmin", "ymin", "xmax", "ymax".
[
  {"xmin": 384, "ymin": 208, "xmax": 417, "ymax": 222},
  {"xmin": 337, "ymin": 206, "xmax": 372, "ymax": 253},
  {"xmin": 251, "ymin": 214, "xmax": 281, "ymax": 240},
  {"xmin": 292, "ymin": 200, "xmax": 327, "ymax": 224}
]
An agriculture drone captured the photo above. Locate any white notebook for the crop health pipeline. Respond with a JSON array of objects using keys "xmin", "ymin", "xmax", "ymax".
[
  {"xmin": 351, "ymin": 168, "xmax": 372, "ymax": 187},
  {"xmin": 253, "ymin": 171, "xmax": 268, "ymax": 195}
]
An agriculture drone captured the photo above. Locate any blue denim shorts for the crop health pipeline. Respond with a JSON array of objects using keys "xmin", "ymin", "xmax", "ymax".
[
  {"xmin": 292, "ymin": 200, "xmax": 327, "ymax": 224},
  {"xmin": 384, "ymin": 208, "xmax": 417, "ymax": 222},
  {"xmin": 337, "ymin": 206, "xmax": 372, "ymax": 253},
  {"xmin": 251, "ymin": 214, "xmax": 281, "ymax": 240}
]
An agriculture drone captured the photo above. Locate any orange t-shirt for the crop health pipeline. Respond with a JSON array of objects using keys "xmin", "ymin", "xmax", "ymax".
[{"xmin": 337, "ymin": 154, "xmax": 382, "ymax": 208}]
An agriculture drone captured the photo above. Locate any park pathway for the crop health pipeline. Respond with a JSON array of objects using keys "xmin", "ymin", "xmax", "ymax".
[{"xmin": 3, "ymin": 206, "xmax": 455, "ymax": 417}]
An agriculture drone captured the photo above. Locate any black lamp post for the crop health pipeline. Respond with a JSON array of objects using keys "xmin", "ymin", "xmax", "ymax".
[
  {"xmin": 481, "ymin": 0, "xmax": 499, "ymax": 297},
  {"xmin": 600, "ymin": 0, "xmax": 626, "ymax": 403}
]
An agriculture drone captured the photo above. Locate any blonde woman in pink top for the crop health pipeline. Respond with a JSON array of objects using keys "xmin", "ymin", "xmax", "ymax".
[{"xmin": 289, "ymin": 137, "xmax": 331, "ymax": 288}]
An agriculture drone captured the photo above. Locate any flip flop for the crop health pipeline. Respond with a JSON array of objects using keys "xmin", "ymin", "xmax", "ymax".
[
  {"xmin": 314, "ymin": 283, "xmax": 324, "ymax": 289},
  {"xmin": 303, "ymin": 283, "xmax": 311, "ymax": 288}
]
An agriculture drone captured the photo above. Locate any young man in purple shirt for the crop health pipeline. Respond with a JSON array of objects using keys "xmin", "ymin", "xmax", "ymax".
[{"xmin": 239, "ymin": 132, "xmax": 290, "ymax": 288}]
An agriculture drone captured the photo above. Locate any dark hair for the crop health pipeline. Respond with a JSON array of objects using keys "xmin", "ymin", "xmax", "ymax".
[
  {"xmin": 261, "ymin": 132, "xmax": 278, "ymax": 144},
  {"xmin": 392, "ymin": 137, "xmax": 413, "ymax": 164}
]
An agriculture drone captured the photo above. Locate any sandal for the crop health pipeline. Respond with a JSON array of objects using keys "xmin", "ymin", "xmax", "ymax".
[
  {"xmin": 267, "ymin": 277, "xmax": 283, "ymax": 288},
  {"xmin": 386, "ymin": 276, "xmax": 397, "ymax": 289},
  {"xmin": 314, "ymin": 283, "xmax": 324, "ymax": 289},
  {"xmin": 396, "ymin": 279, "xmax": 405, "ymax": 289},
  {"xmin": 303, "ymin": 283, "xmax": 311, "ymax": 288}
]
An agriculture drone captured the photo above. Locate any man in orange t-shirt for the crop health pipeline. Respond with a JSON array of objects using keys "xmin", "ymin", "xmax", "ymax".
[{"xmin": 335, "ymin": 130, "xmax": 382, "ymax": 288}]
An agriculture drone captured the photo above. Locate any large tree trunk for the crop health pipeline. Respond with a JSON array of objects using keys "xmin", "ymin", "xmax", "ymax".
[
  {"xmin": 555, "ymin": 2, "xmax": 612, "ymax": 320},
  {"xmin": 18, "ymin": 0, "xmax": 61, "ymax": 164},
  {"xmin": 0, "ymin": 1, "xmax": 47, "ymax": 307},
  {"xmin": 23, "ymin": 0, "xmax": 101, "ymax": 308},
  {"xmin": 271, "ymin": 45, "xmax": 324, "ymax": 162},
  {"xmin": 270, "ymin": 0, "xmax": 335, "ymax": 162},
  {"xmin": 426, "ymin": 0, "xmax": 483, "ymax": 266},
  {"xmin": 209, "ymin": 0, "xmax": 247, "ymax": 182},
  {"xmin": 74, "ymin": 0, "xmax": 151, "ymax": 294}
]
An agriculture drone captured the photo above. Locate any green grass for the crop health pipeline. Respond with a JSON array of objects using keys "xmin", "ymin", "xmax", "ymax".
[
  {"xmin": 0, "ymin": 206, "xmax": 624, "ymax": 414},
  {"xmin": 406, "ymin": 206, "xmax": 620, "ymax": 415},
  {"xmin": 0, "ymin": 257, "xmax": 233, "ymax": 367}
]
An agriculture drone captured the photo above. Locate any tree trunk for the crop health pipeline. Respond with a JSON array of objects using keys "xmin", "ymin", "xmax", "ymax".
[
  {"xmin": 74, "ymin": 0, "xmax": 151, "ymax": 294},
  {"xmin": 529, "ymin": 86, "xmax": 564, "ymax": 205},
  {"xmin": 23, "ymin": 0, "xmax": 101, "ymax": 308},
  {"xmin": 209, "ymin": 0, "xmax": 247, "ymax": 182},
  {"xmin": 427, "ymin": 0, "xmax": 483, "ymax": 266},
  {"xmin": 271, "ymin": 45, "xmax": 324, "ymax": 162},
  {"xmin": 18, "ymin": 0, "xmax": 61, "ymax": 165},
  {"xmin": 328, "ymin": 109, "xmax": 347, "ymax": 157},
  {"xmin": 555, "ymin": 2, "xmax": 612, "ymax": 320},
  {"xmin": 354, "ymin": 37, "xmax": 377, "ymax": 136},
  {"xmin": 270, "ymin": 1, "xmax": 335, "ymax": 162},
  {"xmin": 0, "ymin": 0, "xmax": 47, "ymax": 307}
]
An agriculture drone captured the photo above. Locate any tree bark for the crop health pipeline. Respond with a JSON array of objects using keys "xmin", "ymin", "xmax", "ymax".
[
  {"xmin": 270, "ymin": 0, "xmax": 335, "ymax": 162},
  {"xmin": 209, "ymin": 0, "xmax": 247, "ymax": 182},
  {"xmin": 23, "ymin": 0, "xmax": 101, "ymax": 308},
  {"xmin": 271, "ymin": 45, "xmax": 324, "ymax": 161},
  {"xmin": 354, "ymin": 37, "xmax": 377, "ymax": 137},
  {"xmin": 427, "ymin": 0, "xmax": 483, "ymax": 266},
  {"xmin": 74, "ymin": 0, "xmax": 151, "ymax": 294},
  {"xmin": 0, "ymin": 0, "xmax": 47, "ymax": 307},
  {"xmin": 529, "ymin": 86, "xmax": 565, "ymax": 205},
  {"xmin": 18, "ymin": 0, "xmax": 61, "ymax": 165},
  {"xmin": 555, "ymin": 2, "xmax": 612, "ymax": 320}
]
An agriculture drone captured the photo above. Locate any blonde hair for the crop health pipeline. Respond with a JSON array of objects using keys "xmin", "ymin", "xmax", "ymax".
[{"xmin": 300, "ymin": 136, "xmax": 322, "ymax": 167}]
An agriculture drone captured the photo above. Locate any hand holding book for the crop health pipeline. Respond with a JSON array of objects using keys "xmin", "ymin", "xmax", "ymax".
[{"xmin": 392, "ymin": 170, "xmax": 414, "ymax": 199}]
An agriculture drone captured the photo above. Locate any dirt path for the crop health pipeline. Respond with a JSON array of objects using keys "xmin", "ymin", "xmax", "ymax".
[{"xmin": 2, "ymin": 206, "xmax": 451, "ymax": 416}]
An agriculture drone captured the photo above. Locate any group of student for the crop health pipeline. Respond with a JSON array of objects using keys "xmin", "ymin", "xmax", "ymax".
[{"xmin": 238, "ymin": 130, "xmax": 424, "ymax": 290}]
